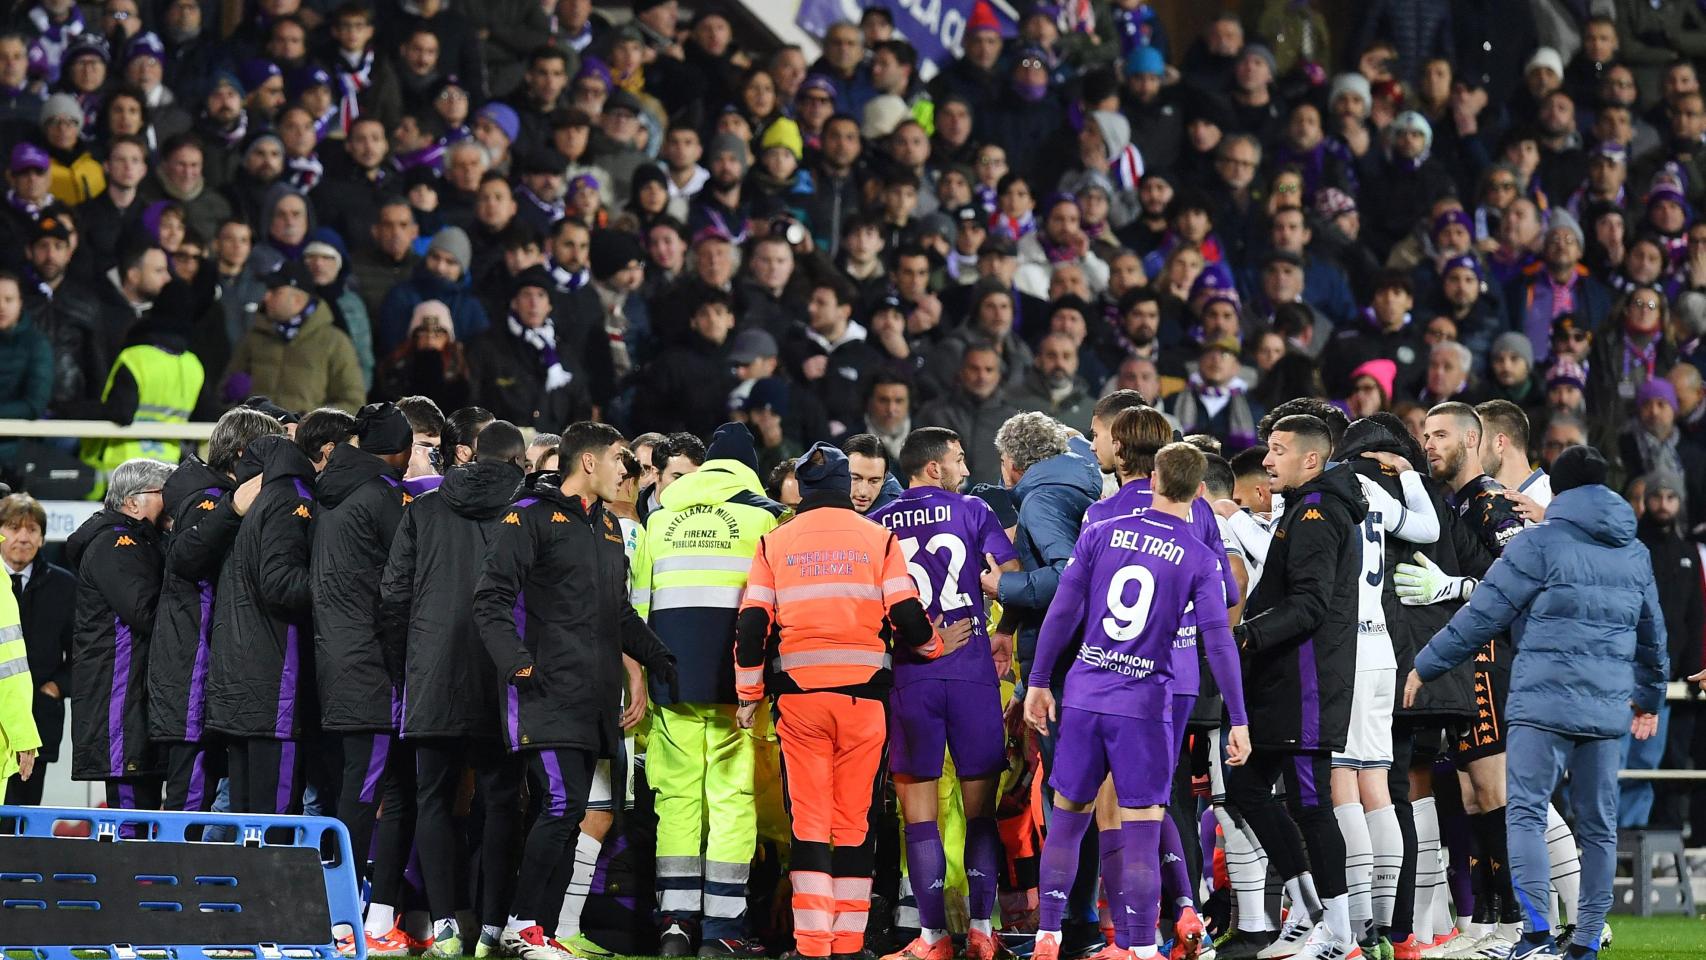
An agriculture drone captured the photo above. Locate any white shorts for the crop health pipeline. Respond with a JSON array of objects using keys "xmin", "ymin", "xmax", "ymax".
[
  {"xmin": 586, "ymin": 735, "xmax": 637, "ymax": 812},
  {"xmin": 1332, "ymin": 667, "xmax": 1396, "ymax": 769}
]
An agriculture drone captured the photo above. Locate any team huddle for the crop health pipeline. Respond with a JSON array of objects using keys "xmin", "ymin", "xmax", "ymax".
[{"xmin": 17, "ymin": 386, "xmax": 1671, "ymax": 960}]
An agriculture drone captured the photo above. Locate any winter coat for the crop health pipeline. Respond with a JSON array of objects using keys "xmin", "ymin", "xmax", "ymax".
[
  {"xmin": 375, "ymin": 265, "xmax": 492, "ymax": 357},
  {"xmin": 1007, "ymin": 367, "xmax": 1097, "ymax": 436},
  {"xmin": 1002, "ymin": 436, "xmax": 1105, "ymax": 666},
  {"xmin": 381, "ymin": 459, "xmax": 523, "ymax": 740},
  {"xmin": 915, "ymin": 385, "xmax": 1022, "ymax": 489},
  {"xmin": 1417, "ymin": 484, "xmax": 1669, "ymax": 739},
  {"xmin": 224, "ymin": 301, "xmax": 366, "ymax": 414},
  {"xmin": 23, "ymin": 283, "xmax": 107, "ymax": 411},
  {"xmin": 1333, "ymin": 420, "xmax": 1478, "ymax": 722},
  {"xmin": 67, "ymin": 509, "xmax": 164, "ymax": 780},
  {"xmin": 14, "ymin": 557, "xmax": 75, "ymax": 764},
  {"xmin": 976, "ymin": 95, "xmax": 1064, "ymax": 181},
  {"xmin": 206, "ymin": 435, "xmax": 318, "ymax": 741},
  {"xmin": 464, "ymin": 319, "xmax": 595, "ymax": 433},
  {"xmin": 148, "ymin": 458, "xmax": 235, "ymax": 743},
  {"xmin": 474, "ymin": 487, "xmax": 675, "ymax": 754},
  {"xmin": 1638, "ymin": 517, "xmax": 1705, "ymax": 683},
  {"xmin": 311, "ymin": 444, "xmax": 408, "ymax": 733},
  {"xmin": 1239, "ymin": 462, "xmax": 1369, "ymax": 751},
  {"xmin": 0, "ymin": 313, "xmax": 53, "ymax": 462},
  {"xmin": 629, "ymin": 332, "xmax": 739, "ymax": 438}
]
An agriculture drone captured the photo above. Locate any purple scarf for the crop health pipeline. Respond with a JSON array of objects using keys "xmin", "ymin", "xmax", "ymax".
[{"xmin": 275, "ymin": 297, "xmax": 317, "ymax": 342}]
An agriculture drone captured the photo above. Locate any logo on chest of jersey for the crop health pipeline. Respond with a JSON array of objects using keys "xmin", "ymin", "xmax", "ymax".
[
  {"xmin": 1078, "ymin": 643, "xmax": 1158, "ymax": 678},
  {"xmin": 1357, "ymin": 620, "xmax": 1388, "ymax": 636}
]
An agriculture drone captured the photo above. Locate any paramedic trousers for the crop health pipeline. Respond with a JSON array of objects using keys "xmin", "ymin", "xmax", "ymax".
[{"xmin": 650, "ymin": 701, "xmax": 758, "ymax": 940}]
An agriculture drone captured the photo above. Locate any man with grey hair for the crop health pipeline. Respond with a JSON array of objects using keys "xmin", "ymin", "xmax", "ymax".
[
  {"xmin": 917, "ymin": 344, "xmax": 1020, "ymax": 488},
  {"xmin": 1422, "ymin": 340, "xmax": 1474, "ymax": 405},
  {"xmin": 67, "ymin": 458, "xmax": 176, "ymax": 812},
  {"xmin": 1009, "ymin": 334, "xmax": 1096, "ymax": 435}
]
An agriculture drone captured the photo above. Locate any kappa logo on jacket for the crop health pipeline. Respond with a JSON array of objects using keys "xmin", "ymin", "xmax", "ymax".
[
  {"xmin": 293, "ymin": 504, "xmax": 312, "ymax": 519},
  {"xmin": 551, "ymin": 512, "xmax": 569, "ymax": 523},
  {"xmin": 113, "ymin": 535, "xmax": 136, "ymax": 547},
  {"xmin": 503, "ymin": 512, "xmax": 521, "ymax": 524},
  {"xmin": 197, "ymin": 499, "xmax": 216, "ymax": 510},
  {"xmin": 1300, "ymin": 508, "xmax": 1324, "ymax": 522}
]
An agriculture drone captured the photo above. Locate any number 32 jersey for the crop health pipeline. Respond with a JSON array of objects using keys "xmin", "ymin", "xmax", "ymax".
[{"xmin": 870, "ymin": 484, "xmax": 1018, "ymax": 687}]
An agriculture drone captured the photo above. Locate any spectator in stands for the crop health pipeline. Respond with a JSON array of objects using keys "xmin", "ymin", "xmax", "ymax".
[
  {"xmin": 141, "ymin": 134, "xmax": 233, "ymax": 241},
  {"xmin": 223, "ymin": 261, "xmax": 364, "ymax": 415},
  {"xmin": 930, "ymin": 282, "xmax": 1033, "ymax": 395},
  {"xmin": 1420, "ymin": 340, "xmax": 1475, "ymax": 405},
  {"xmin": 465, "ymin": 265, "xmax": 592, "ymax": 432},
  {"xmin": 1509, "ymin": 210, "xmax": 1612, "ymax": 359},
  {"xmin": 1008, "ymin": 332, "xmax": 1095, "ymax": 435},
  {"xmin": 1590, "ymin": 286, "xmax": 1678, "ymax": 419},
  {"xmin": 1321, "ymin": 270, "xmax": 1429, "ymax": 398},
  {"xmin": 1358, "ymin": 112, "xmax": 1458, "ymax": 259},
  {"xmin": 786, "ymin": 277, "xmax": 882, "ymax": 435},
  {"xmin": 39, "ymin": 93, "xmax": 102, "ymax": 207},
  {"xmin": 376, "ymin": 226, "xmax": 489, "ymax": 355},
  {"xmin": 1166, "ymin": 337, "xmax": 1263, "ymax": 451},
  {"xmin": 0, "ymin": 272, "xmax": 51, "ymax": 464},
  {"xmin": 94, "ymin": 243, "xmax": 169, "ymax": 358},
  {"xmin": 1619, "ymin": 377, "xmax": 1706, "ymax": 529},
  {"xmin": 376, "ymin": 300, "xmax": 470, "ymax": 412},
  {"xmin": 916, "ymin": 344, "xmax": 1019, "ymax": 487},
  {"xmin": 3, "ymin": 142, "xmax": 63, "ymax": 238},
  {"xmin": 20, "ymin": 215, "xmax": 104, "ymax": 413}
]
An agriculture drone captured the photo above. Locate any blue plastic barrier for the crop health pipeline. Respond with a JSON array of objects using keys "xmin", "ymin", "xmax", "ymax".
[{"xmin": 0, "ymin": 806, "xmax": 364, "ymax": 960}]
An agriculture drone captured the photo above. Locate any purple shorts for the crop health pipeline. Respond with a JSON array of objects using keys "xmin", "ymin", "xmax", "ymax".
[
  {"xmin": 1048, "ymin": 706, "xmax": 1173, "ymax": 808},
  {"xmin": 888, "ymin": 678, "xmax": 1007, "ymax": 780}
]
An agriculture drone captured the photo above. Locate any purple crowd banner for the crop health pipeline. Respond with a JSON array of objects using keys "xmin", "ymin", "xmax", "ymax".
[{"xmin": 795, "ymin": 0, "xmax": 1017, "ymax": 69}]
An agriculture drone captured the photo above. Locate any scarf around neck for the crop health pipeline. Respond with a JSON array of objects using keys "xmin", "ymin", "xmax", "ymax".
[
  {"xmin": 276, "ymin": 297, "xmax": 317, "ymax": 342},
  {"xmin": 508, "ymin": 314, "xmax": 575, "ymax": 391}
]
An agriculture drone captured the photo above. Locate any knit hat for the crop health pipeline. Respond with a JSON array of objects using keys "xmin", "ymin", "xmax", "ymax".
[
  {"xmin": 1525, "ymin": 46, "xmax": 1565, "ymax": 79},
  {"xmin": 65, "ymin": 33, "xmax": 109, "ymax": 63},
  {"xmin": 426, "ymin": 226, "xmax": 472, "ymax": 274},
  {"xmin": 1637, "ymin": 377, "xmax": 1680, "ymax": 412},
  {"xmin": 1431, "ymin": 208, "xmax": 1473, "ymax": 240},
  {"xmin": 510, "ymin": 264, "xmax": 553, "ymax": 299},
  {"xmin": 1240, "ymin": 43, "xmax": 1277, "ymax": 76},
  {"xmin": 209, "ymin": 68, "xmax": 244, "ymax": 97},
  {"xmin": 1391, "ymin": 111, "xmax": 1433, "ymax": 152},
  {"xmin": 475, "ymin": 103, "xmax": 520, "ymax": 143},
  {"xmin": 124, "ymin": 32, "xmax": 165, "ymax": 66},
  {"xmin": 303, "ymin": 227, "xmax": 348, "ymax": 270},
  {"xmin": 799, "ymin": 74, "xmax": 838, "ymax": 100},
  {"xmin": 705, "ymin": 422, "xmax": 759, "ymax": 473},
  {"xmin": 1349, "ymin": 358, "xmax": 1397, "ymax": 403},
  {"xmin": 1328, "ymin": 72, "xmax": 1371, "ymax": 111},
  {"xmin": 288, "ymin": 65, "xmax": 333, "ymax": 100},
  {"xmin": 408, "ymin": 300, "xmax": 455, "ymax": 341},
  {"xmin": 1592, "ymin": 141, "xmax": 1628, "ymax": 166},
  {"xmin": 575, "ymin": 56, "xmax": 614, "ymax": 92},
  {"xmin": 40, "ymin": 93, "xmax": 83, "ymax": 129},
  {"xmin": 728, "ymin": 328, "xmax": 779, "ymax": 364},
  {"xmin": 760, "ymin": 116, "xmax": 804, "ymax": 160},
  {"xmin": 1439, "ymin": 253, "xmax": 1482, "ymax": 280},
  {"xmin": 243, "ymin": 130, "xmax": 283, "ymax": 159},
  {"xmin": 706, "ymin": 132, "xmax": 749, "ymax": 175},
  {"xmin": 1315, "ymin": 187, "xmax": 1356, "ymax": 220},
  {"xmin": 589, "ymin": 228, "xmax": 645, "ymax": 281},
  {"xmin": 355, "ymin": 402, "xmax": 412, "ymax": 454},
  {"xmin": 742, "ymin": 376, "xmax": 790, "ymax": 416},
  {"xmin": 795, "ymin": 442, "xmax": 851, "ymax": 496},
  {"xmin": 264, "ymin": 260, "xmax": 314, "ymax": 291},
  {"xmin": 1549, "ymin": 444, "xmax": 1608, "ymax": 494},
  {"xmin": 862, "ymin": 94, "xmax": 911, "ymax": 140},
  {"xmin": 1547, "ymin": 207, "xmax": 1584, "ymax": 247},
  {"xmin": 143, "ymin": 280, "xmax": 199, "ymax": 339},
  {"xmin": 1126, "ymin": 45, "xmax": 1164, "ymax": 78},
  {"xmin": 239, "ymin": 58, "xmax": 282, "ymax": 93},
  {"xmin": 1545, "ymin": 358, "xmax": 1588, "ymax": 391},
  {"xmin": 1491, "ymin": 331, "xmax": 1535, "ymax": 366}
]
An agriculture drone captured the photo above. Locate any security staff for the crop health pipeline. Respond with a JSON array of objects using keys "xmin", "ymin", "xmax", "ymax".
[
  {"xmin": 0, "ymin": 522, "xmax": 40, "ymax": 791},
  {"xmin": 632, "ymin": 423, "xmax": 785, "ymax": 958},
  {"xmin": 67, "ymin": 458, "xmax": 175, "ymax": 810},
  {"xmin": 733, "ymin": 443, "xmax": 967, "ymax": 960}
]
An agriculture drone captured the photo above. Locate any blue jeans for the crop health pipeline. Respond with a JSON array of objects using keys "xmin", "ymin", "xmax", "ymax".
[
  {"xmin": 1618, "ymin": 703, "xmax": 1669, "ymax": 828},
  {"xmin": 1507, "ymin": 723, "xmax": 1619, "ymax": 951}
]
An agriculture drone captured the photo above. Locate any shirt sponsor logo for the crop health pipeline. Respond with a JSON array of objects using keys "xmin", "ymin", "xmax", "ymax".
[{"xmin": 1077, "ymin": 643, "xmax": 1158, "ymax": 678}]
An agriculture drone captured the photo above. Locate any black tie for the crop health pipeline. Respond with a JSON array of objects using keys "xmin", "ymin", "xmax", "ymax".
[{"xmin": 9, "ymin": 573, "xmax": 21, "ymax": 603}]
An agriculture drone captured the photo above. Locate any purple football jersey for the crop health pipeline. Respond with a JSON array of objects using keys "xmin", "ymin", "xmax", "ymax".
[
  {"xmin": 870, "ymin": 484, "xmax": 1019, "ymax": 686},
  {"xmin": 1028, "ymin": 510, "xmax": 1234, "ymax": 722},
  {"xmin": 1083, "ymin": 479, "xmax": 1239, "ymax": 695}
]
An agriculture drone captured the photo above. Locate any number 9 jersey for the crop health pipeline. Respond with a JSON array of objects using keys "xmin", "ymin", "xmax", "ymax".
[{"xmin": 869, "ymin": 484, "xmax": 1019, "ymax": 687}]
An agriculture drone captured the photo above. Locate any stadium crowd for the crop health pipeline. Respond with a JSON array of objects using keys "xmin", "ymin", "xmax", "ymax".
[{"xmin": 4, "ymin": 0, "xmax": 1706, "ymax": 959}]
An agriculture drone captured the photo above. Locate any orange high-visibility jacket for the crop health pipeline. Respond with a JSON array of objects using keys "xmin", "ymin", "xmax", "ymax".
[{"xmin": 735, "ymin": 505, "xmax": 940, "ymax": 701}]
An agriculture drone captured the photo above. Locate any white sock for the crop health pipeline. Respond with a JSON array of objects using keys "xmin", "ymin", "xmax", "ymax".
[
  {"xmin": 1132, "ymin": 946, "xmax": 1158, "ymax": 959},
  {"xmin": 364, "ymin": 903, "xmax": 396, "ymax": 938},
  {"xmin": 1217, "ymin": 805, "xmax": 1270, "ymax": 933},
  {"xmin": 1546, "ymin": 804, "xmax": 1581, "ymax": 929},
  {"xmin": 971, "ymin": 919, "xmax": 992, "ymax": 936},
  {"xmin": 1299, "ymin": 872, "xmax": 1323, "ymax": 916},
  {"xmin": 433, "ymin": 918, "xmax": 459, "ymax": 940},
  {"xmin": 1367, "ymin": 803, "xmax": 1403, "ymax": 929},
  {"xmin": 896, "ymin": 874, "xmax": 919, "ymax": 931},
  {"xmin": 1283, "ymin": 877, "xmax": 1314, "ymax": 925},
  {"xmin": 556, "ymin": 831, "xmax": 602, "ymax": 938},
  {"xmin": 1324, "ymin": 893, "xmax": 1353, "ymax": 945},
  {"xmin": 1036, "ymin": 929, "xmax": 1061, "ymax": 942},
  {"xmin": 507, "ymin": 916, "xmax": 535, "ymax": 934},
  {"xmin": 1412, "ymin": 798, "xmax": 1441, "ymax": 942},
  {"xmin": 1497, "ymin": 920, "xmax": 1523, "ymax": 941},
  {"xmin": 482, "ymin": 924, "xmax": 502, "ymax": 940},
  {"xmin": 1334, "ymin": 802, "xmax": 1373, "ymax": 934},
  {"xmin": 922, "ymin": 928, "xmax": 949, "ymax": 945}
]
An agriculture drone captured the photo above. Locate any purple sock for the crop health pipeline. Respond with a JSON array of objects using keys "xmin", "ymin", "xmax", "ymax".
[
  {"xmin": 966, "ymin": 816, "xmax": 1002, "ymax": 924},
  {"xmin": 1039, "ymin": 808, "xmax": 1094, "ymax": 932},
  {"xmin": 1160, "ymin": 813, "xmax": 1194, "ymax": 919},
  {"xmin": 1122, "ymin": 820, "xmax": 1163, "ymax": 950},
  {"xmin": 1200, "ymin": 807, "xmax": 1218, "ymax": 880},
  {"xmin": 905, "ymin": 821, "xmax": 948, "ymax": 932},
  {"xmin": 1099, "ymin": 828, "xmax": 1126, "ymax": 947},
  {"xmin": 1441, "ymin": 806, "xmax": 1475, "ymax": 920}
]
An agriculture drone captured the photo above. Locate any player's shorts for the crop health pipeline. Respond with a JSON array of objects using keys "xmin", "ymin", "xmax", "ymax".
[
  {"xmin": 1454, "ymin": 641, "xmax": 1511, "ymax": 764},
  {"xmin": 1049, "ymin": 706, "xmax": 1172, "ymax": 808},
  {"xmin": 586, "ymin": 733, "xmax": 637, "ymax": 812},
  {"xmin": 1332, "ymin": 667, "xmax": 1396, "ymax": 769},
  {"xmin": 889, "ymin": 678, "xmax": 1007, "ymax": 780},
  {"xmin": 1408, "ymin": 725, "xmax": 1451, "ymax": 764}
]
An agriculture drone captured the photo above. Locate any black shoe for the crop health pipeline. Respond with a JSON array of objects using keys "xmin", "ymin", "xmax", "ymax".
[
  {"xmin": 1060, "ymin": 923, "xmax": 1103, "ymax": 960},
  {"xmin": 700, "ymin": 939, "xmax": 768, "ymax": 958},
  {"xmin": 660, "ymin": 922, "xmax": 694, "ymax": 957},
  {"xmin": 1210, "ymin": 930, "xmax": 1274, "ymax": 960}
]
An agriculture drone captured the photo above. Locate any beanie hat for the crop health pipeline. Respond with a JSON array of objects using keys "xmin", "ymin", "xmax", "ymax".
[
  {"xmin": 242, "ymin": 130, "xmax": 283, "ymax": 159},
  {"xmin": 862, "ymin": 94, "xmax": 911, "ymax": 140},
  {"xmin": 124, "ymin": 32, "xmax": 165, "ymax": 66},
  {"xmin": 1525, "ymin": 46, "xmax": 1565, "ymax": 79},
  {"xmin": 426, "ymin": 226, "xmax": 472, "ymax": 274},
  {"xmin": 706, "ymin": 132, "xmax": 749, "ymax": 175},
  {"xmin": 1439, "ymin": 253, "xmax": 1482, "ymax": 280},
  {"xmin": 742, "ymin": 376, "xmax": 790, "ymax": 416},
  {"xmin": 1491, "ymin": 331, "xmax": 1535, "ymax": 366},
  {"xmin": 795, "ymin": 442, "xmax": 851, "ymax": 497},
  {"xmin": 1315, "ymin": 187, "xmax": 1356, "ymax": 221},
  {"xmin": 1349, "ymin": 358, "xmax": 1397, "ymax": 403},
  {"xmin": 1240, "ymin": 43, "xmax": 1277, "ymax": 76},
  {"xmin": 705, "ymin": 422, "xmax": 759, "ymax": 473},
  {"xmin": 510, "ymin": 264, "xmax": 554, "ymax": 299},
  {"xmin": 1431, "ymin": 208, "xmax": 1472, "ymax": 240},
  {"xmin": 1329, "ymin": 72, "xmax": 1371, "ymax": 111},
  {"xmin": 589, "ymin": 228, "xmax": 646, "ymax": 281},
  {"xmin": 1547, "ymin": 207, "xmax": 1585, "ymax": 248},
  {"xmin": 1637, "ymin": 377, "xmax": 1680, "ymax": 412},
  {"xmin": 1546, "ymin": 358, "xmax": 1588, "ymax": 391},
  {"xmin": 238, "ymin": 58, "xmax": 282, "ymax": 93},
  {"xmin": 40, "ymin": 92, "xmax": 83, "ymax": 129},
  {"xmin": 1550, "ymin": 444, "xmax": 1608, "ymax": 494},
  {"xmin": 1391, "ymin": 111, "xmax": 1433, "ymax": 152},
  {"xmin": 475, "ymin": 103, "xmax": 521, "ymax": 143},
  {"xmin": 303, "ymin": 226, "xmax": 348, "ymax": 271},
  {"xmin": 355, "ymin": 402, "xmax": 412, "ymax": 454},
  {"xmin": 1126, "ymin": 45, "xmax": 1165, "ymax": 78},
  {"xmin": 760, "ymin": 116, "xmax": 804, "ymax": 160}
]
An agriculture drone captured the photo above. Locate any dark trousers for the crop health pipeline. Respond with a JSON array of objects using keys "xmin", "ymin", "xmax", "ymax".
[
  {"xmin": 228, "ymin": 738, "xmax": 303, "ymax": 814},
  {"xmin": 337, "ymin": 732, "xmax": 417, "ymax": 902},
  {"xmin": 1225, "ymin": 748, "xmax": 1347, "ymax": 900},
  {"xmin": 163, "ymin": 741, "xmax": 225, "ymax": 812},
  {"xmin": 104, "ymin": 777, "xmax": 164, "ymax": 811},
  {"xmin": 512, "ymin": 747, "xmax": 598, "ymax": 923},
  {"xmin": 1387, "ymin": 723, "xmax": 1420, "ymax": 937},
  {"xmin": 416, "ymin": 738, "xmax": 525, "ymax": 927},
  {"xmin": 4, "ymin": 762, "xmax": 48, "ymax": 805}
]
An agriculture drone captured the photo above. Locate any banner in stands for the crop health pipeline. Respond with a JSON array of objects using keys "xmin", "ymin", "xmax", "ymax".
[{"xmin": 796, "ymin": 0, "xmax": 1016, "ymax": 69}]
